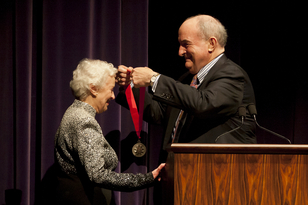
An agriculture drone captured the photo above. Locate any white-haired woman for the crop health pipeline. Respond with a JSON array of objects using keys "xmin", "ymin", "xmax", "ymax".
[{"xmin": 52, "ymin": 59, "xmax": 165, "ymax": 205}]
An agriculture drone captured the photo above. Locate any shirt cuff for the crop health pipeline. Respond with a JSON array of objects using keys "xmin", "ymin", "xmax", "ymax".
[{"xmin": 151, "ymin": 74, "xmax": 161, "ymax": 92}]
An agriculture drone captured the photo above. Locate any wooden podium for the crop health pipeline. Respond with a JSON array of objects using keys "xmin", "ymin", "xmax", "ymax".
[{"xmin": 162, "ymin": 144, "xmax": 308, "ymax": 205}]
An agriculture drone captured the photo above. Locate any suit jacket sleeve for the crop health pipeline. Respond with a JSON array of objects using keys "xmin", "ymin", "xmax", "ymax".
[{"xmin": 153, "ymin": 64, "xmax": 245, "ymax": 119}]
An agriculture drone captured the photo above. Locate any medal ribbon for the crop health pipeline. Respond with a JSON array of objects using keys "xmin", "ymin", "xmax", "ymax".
[{"xmin": 124, "ymin": 72, "xmax": 145, "ymax": 139}]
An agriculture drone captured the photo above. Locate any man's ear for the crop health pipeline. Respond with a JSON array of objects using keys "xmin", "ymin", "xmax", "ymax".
[
  {"xmin": 208, "ymin": 37, "xmax": 218, "ymax": 53},
  {"xmin": 89, "ymin": 84, "xmax": 98, "ymax": 97}
]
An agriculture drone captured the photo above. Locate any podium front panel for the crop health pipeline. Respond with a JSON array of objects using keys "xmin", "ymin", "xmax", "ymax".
[{"xmin": 164, "ymin": 144, "xmax": 308, "ymax": 205}]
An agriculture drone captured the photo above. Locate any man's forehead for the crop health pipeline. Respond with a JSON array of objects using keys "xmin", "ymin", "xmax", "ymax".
[{"xmin": 178, "ymin": 26, "xmax": 201, "ymax": 43}]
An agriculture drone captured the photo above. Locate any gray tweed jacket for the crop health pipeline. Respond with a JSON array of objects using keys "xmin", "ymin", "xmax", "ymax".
[{"xmin": 55, "ymin": 99, "xmax": 153, "ymax": 191}]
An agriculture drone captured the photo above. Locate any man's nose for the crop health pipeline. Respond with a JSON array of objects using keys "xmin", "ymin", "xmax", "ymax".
[{"xmin": 178, "ymin": 45, "xmax": 186, "ymax": 56}]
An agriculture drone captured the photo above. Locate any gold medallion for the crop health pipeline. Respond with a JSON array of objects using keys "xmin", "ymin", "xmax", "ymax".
[{"xmin": 132, "ymin": 140, "xmax": 146, "ymax": 157}]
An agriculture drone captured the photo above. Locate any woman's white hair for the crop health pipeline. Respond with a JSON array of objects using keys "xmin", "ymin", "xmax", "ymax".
[{"xmin": 70, "ymin": 58, "xmax": 118, "ymax": 101}]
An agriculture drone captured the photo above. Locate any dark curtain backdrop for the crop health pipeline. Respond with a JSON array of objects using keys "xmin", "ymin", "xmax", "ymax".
[{"xmin": 1, "ymin": 0, "xmax": 154, "ymax": 205}]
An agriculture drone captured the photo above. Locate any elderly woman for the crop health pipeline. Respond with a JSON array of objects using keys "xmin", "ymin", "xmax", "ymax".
[{"xmin": 53, "ymin": 59, "xmax": 165, "ymax": 205}]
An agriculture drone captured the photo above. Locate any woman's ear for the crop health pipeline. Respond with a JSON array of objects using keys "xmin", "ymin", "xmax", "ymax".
[{"xmin": 89, "ymin": 84, "xmax": 98, "ymax": 97}]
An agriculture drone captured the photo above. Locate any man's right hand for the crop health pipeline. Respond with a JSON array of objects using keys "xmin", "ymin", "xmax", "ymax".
[{"xmin": 116, "ymin": 65, "xmax": 133, "ymax": 87}]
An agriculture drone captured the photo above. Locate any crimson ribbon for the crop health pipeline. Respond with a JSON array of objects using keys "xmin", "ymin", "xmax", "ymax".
[{"xmin": 124, "ymin": 75, "xmax": 145, "ymax": 139}]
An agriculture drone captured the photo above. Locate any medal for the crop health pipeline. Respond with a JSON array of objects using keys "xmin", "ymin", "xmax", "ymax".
[
  {"xmin": 132, "ymin": 140, "xmax": 146, "ymax": 157},
  {"xmin": 125, "ymin": 72, "xmax": 147, "ymax": 157}
]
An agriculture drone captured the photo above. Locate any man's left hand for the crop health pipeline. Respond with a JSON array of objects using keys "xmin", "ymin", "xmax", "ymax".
[{"xmin": 132, "ymin": 67, "xmax": 157, "ymax": 88}]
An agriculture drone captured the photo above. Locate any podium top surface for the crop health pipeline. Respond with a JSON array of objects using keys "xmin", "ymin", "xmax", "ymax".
[{"xmin": 169, "ymin": 143, "xmax": 308, "ymax": 154}]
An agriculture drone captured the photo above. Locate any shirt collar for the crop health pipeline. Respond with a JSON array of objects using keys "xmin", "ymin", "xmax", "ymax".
[{"xmin": 196, "ymin": 53, "xmax": 224, "ymax": 85}]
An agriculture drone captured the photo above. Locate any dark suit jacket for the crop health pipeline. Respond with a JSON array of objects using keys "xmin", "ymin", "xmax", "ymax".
[{"xmin": 116, "ymin": 54, "xmax": 256, "ymax": 153}]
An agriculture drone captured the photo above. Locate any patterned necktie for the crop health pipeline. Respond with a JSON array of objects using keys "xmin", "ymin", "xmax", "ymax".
[
  {"xmin": 190, "ymin": 74, "xmax": 198, "ymax": 88},
  {"xmin": 172, "ymin": 74, "xmax": 198, "ymax": 142}
]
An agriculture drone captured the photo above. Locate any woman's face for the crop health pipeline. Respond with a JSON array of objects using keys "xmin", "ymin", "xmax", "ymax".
[{"xmin": 95, "ymin": 76, "xmax": 115, "ymax": 114}]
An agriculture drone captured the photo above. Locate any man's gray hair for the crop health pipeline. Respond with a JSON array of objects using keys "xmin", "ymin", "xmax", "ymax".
[
  {"xmin": 70, "ymin": 58, "xmax": 118, "ymax": 100},
  {"xmin": 189, "ymin": 15, "xmax": 228, "ymax": 47}
]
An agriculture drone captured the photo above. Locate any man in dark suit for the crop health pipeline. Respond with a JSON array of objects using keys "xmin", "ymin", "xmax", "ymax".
[{"xmin": 116, "ymin": 15, "xmax": 256, "ymax": 152}]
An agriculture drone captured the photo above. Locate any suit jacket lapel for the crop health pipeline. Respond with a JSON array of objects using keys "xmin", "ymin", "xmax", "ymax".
[
  {"xmin": 178, "ymin": 55, "xmax": 228, "ymax": 142},
  {"xmin": 198, "ymin": 54, "xmax": 228, "ymax": 90},
  {"xmin": 164, "ymin": 55, "xmax": 228, "ymax": 146},
  {"xmin": 163, "ymin": 106, "xmax": 181, "ymax": 148}
]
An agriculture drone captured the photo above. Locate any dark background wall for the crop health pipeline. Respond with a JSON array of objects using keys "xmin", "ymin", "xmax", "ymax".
[{"xmin": 148, "ymin": 0, "xmax": 308, "ymax": 144}]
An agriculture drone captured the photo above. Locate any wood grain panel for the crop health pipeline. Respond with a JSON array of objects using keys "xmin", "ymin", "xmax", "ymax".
[
  {"xmin": 278, "ymin": 155, "xmax": 298, "ymax": 204},
  {"xmin": 173, "ymin": 152, "xmax": 308, "ymax": 205},
  {"xmin": 211, "ymin": 154, "xmax": 231, "ymax": 205},
  {"xmin": 242, "ymin": 154, "xmax": 264, "ymax": 205},
  {"xmin": 261, "ymin": 154, "xmax": 281, "ymax": 204},
  {"xmin": 174, "ymin": 153, "xmax": 199, "ymax": 204},
  {"xmin": 294, "ymin": 155, "xmax": 308, "ymax": 204}
]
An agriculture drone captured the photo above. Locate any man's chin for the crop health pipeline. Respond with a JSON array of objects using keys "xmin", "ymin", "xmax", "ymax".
[
  {"xmin": 185, "ymin": 61, "xmax": 192, "ymax": 67},
  {"xmin": 185, "ymin": 64, "xmax": 192, "ymax": 70},
  {"xmin": 185, "ymin": 62, "xmax": 195, "ymax": 72},
  {"xmin": 186, "ymin": 66, "xmax": 197, "ymax": 75},
  {"xmin": 186, "ymin": 66, "xmax": 194, "ymax": 74}
]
